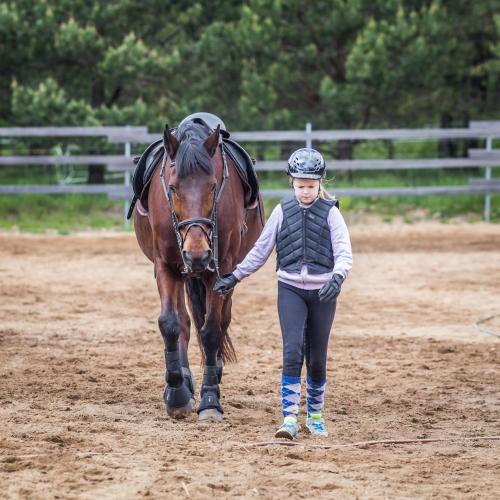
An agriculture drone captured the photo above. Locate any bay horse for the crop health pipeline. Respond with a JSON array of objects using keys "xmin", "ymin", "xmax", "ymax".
[{"xmin": 133, "ymin": 117, "xmax": 264, "ymax": 421}]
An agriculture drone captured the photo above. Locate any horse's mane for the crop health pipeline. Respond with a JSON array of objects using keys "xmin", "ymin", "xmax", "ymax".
[{"xmin": 174, "ymin": 119, "xmax": 214, "ymax": 179}]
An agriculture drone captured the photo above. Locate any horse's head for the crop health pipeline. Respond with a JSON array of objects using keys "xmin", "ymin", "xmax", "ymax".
[{"xmin": 163, "ymin": 121, "xmax": 221, "ymax": 273}]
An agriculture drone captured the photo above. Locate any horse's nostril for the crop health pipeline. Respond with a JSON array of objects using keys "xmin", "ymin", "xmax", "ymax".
[
  {"xmin": 182, "ymin": 251, "xmax": 193, "ymax": 267},
  {"xmin": 201, "ymin": 250, "xmax": 213, "ymax": 265}
]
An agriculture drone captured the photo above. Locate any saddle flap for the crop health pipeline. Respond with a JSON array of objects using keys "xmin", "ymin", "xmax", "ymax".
[
  {"xmin": 132, "ymin": 139, "xmax": 163, "ymax": 199},
  {"xmin": 222, "ymin": 139, "xmax": 259, "ymax": 207}
]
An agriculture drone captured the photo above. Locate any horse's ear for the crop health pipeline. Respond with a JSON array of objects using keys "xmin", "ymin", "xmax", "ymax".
[
  {"xmin": 203, "ymin": 125, "xmax": 220, "ymax": 157},
  {"xmin": 163, "ymin": 124, "xmax": 179, "ymax": 159}
]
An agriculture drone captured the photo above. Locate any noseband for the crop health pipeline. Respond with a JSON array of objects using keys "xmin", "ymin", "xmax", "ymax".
[{"xmin": 159, "ymin": 143, "xmax": 229, "ymax": 278}]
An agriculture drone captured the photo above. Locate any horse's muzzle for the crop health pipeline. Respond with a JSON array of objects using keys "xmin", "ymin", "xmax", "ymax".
[{"xmin": 182, "ymin": 249, "xmax": 213, "ymax": 273}]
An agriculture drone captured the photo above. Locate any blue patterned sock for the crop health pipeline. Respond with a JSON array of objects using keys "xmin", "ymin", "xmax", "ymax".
[
  {"xmin": 281, "ymin": 375, "xmax": 301, "ymax": 419},
  {"xmin": 307, "ymin": 377, "xmax": 326, "ymax": 416}
]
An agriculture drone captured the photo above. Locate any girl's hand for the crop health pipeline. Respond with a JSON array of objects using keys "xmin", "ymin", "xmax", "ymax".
[
  {"xmin": 213, "ymin": 273, "xmax": 239, "ymax": 296},
  {"xmin": 318, "ymin": 274, "xmax": 344, "ymax": 303}
]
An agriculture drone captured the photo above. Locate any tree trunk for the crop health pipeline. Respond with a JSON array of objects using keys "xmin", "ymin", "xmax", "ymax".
[
  {"xmin": 336, "ymin": 140, "xmax": 354, "ymax": 183},
  {"xmin": 87, "ymin": 165, "xmax": 105, "ymax": 184},
  {"xmin": 438, "ymin": 113, "xmax": 457, "ymax": 158}
]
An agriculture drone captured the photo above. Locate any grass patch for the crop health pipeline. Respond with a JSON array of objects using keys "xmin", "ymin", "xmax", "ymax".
[{"xmin": 0, "ymin": 194, "xmax": 124, "ymax": 233}]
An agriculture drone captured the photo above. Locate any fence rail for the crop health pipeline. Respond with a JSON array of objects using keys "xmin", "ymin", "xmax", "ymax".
[
  {"xmin": 106, "ymin": 158, "xmax": 500, "ymax": 172},
  {"xmin": 107, "ymin": 127, "xmax": 500, "ymax": 144},
  {"xmin": 468, "ymin": 149, "xmax": 500, "ymax": 160},
  {"xmin": 0, "ymin": 126, "xmax": 147, "ymax": 140},
  {"xmin": 469, "ymin": 178, "xmax": 500, "ymax": 188},
  {"xmin": 0, "ymin": 155, "xmax": 130, "ymax": 166},
  {"xmin": 3, "ymin": 155, "xmax": 500, "ymax": 172},
  {"xmin": 6, "ymin": 184, "xmax": 500, "ymax": 199},
  {"xmin": 1, "ymin": 123, "xmax": 499, "ymax": 223},
  {"xmin": 0, "ymin": 185, "xmax": 126, "ymax": 195}
]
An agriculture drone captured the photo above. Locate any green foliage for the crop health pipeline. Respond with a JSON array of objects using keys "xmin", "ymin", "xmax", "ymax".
[
  {"xmin": 0, "ymin": 0, "xmax": 497, "ymax": 129},
  {"xmin": 11, "ymin": 78, "xmax": 99, "ymax": 126}
]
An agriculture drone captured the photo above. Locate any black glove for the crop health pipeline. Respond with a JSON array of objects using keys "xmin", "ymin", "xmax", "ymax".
[
  {"xmin": 318, "ymin": 274, "xmax": 344, "ymax": 303},
  {"xmin": 213, "ymin": 273, "xmax": 239, "ymax": 296}
]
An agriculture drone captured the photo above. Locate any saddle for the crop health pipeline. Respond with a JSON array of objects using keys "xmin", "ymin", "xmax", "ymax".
[{"xmin": 127, "ymin": 130, "xmax": 260, "ymax": 219}]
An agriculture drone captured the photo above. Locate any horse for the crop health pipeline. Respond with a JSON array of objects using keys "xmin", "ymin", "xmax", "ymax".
[{"xmin": 133, "ymin": 117, "xmax": 264, "ymax": 421}]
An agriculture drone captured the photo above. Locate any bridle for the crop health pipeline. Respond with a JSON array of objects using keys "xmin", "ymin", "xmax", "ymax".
[{"xmin": 159, "ymin": 141, "xmax": 229, "ymax": 279}]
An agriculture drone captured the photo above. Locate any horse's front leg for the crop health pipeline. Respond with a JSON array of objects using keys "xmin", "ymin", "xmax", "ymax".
[
  {"xmin": 197, "ymin": 286, "xmax": 226, "ymax": 422},
  {"xmin": 156, "ymin": 260, "xmax": 195, "ymax": 418},
  {"xmin": 177, "ymin": 284, "xmax": 196, "ymax": 402}
]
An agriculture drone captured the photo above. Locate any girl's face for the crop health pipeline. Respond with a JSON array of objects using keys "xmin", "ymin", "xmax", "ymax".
[{"xmin": 293, "ymin": 178, "xmax": 320, "ymax": 205}]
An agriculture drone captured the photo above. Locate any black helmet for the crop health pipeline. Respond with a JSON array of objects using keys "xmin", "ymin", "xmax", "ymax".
[
  {"xmin": 178, "ymin": 112, "xmax": 230, "ymax": 138},
  {"xmin": 287, "ymin": 148, "xmax": 326, "ymax": 179}
]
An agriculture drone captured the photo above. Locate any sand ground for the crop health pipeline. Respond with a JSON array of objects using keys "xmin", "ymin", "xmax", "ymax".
[{"xmin": 0, "ymin": 222, "xmax": 499, "ymax": 499}]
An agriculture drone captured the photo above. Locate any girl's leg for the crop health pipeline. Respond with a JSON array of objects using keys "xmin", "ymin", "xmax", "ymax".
[
  {"xmin": 277, "ymin": 282, "xmax": 308, "ymax": 420},
  {"xmin": 304, "ymin": 294, "xmax": 337, "ymax": 417}
]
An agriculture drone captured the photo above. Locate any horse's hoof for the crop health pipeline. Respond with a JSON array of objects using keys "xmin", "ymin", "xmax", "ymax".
[
  {"xmin": 167, "ymin": 398, "xmax": 195, "ymax": 419},
  {"xmin": 198, "ymin": 408, "xmax": 224, "ymax": 422},
  {"xmin": 164, "ymin": 382, "xmax": 195, "ymax": 419}
]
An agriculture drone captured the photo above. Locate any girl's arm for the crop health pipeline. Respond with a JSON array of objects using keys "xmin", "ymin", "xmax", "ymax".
[
  {"xmin": 233, "ymin": 205, "xmax": 283, "ymax": 281},
  {"xmin": 328, "ymin": 206, "xmax": 353, "ymax": 279}
]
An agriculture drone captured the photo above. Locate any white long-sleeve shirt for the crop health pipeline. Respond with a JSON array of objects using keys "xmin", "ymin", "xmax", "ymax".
[{"xmin": 233, "ymin": 200, "xmax": 353, "ymax": 289}]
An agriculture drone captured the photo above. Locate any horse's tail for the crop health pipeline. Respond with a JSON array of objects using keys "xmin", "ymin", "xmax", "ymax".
[
  {"xmin": 186, "ymin": 277, "xmax": 206, "ymax": 334},
  {"xmin": 185, "ymin": 277, "xmax": 236, "ymax": 364}
]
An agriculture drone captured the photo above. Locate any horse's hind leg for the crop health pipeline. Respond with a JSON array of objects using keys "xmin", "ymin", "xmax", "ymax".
[
  {"xmin": 156, "ymin": 261, "xmax": 194, "ymax": 418},
  {"xmin": 216, "ymin": 352, "xmax": 223, "ymax": 383},
  {"xmin": 215, "ymin": 295, "xmax": 233, "ymax": 383}
]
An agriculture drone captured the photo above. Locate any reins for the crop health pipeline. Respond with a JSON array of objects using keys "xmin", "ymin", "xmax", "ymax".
[{"xmin": 159, "ymin": 141, "xmax": 229, "ymax": 279}]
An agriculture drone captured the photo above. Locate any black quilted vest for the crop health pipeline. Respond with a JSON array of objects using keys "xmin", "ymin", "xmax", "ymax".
[{"xmin": 276, "ymin": 196, "xmax": 337, "ymax": 275}]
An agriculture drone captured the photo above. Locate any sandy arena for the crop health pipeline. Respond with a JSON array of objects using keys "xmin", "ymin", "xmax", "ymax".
[{"xmin": 0, "ymin": 222, "xmax": 499, "ymax": 499}]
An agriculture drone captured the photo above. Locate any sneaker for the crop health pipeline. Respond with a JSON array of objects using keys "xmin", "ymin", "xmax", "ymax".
[
  {"xmin": 274, "ymin": 416, "xmax": 299, "ymax": 440},
  {"xmin": 305, "ymin": 413, "xmax": 328, "ymax": 437}
]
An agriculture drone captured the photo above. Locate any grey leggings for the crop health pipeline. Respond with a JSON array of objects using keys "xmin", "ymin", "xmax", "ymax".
[{"xmin": 277, "ymin": 281, "xmax": 337, "ymax": 382}]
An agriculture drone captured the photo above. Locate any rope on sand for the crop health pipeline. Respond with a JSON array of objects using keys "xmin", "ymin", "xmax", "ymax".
[
  {"xmin": 242, "ymin": 435, "xmax": 500, "ymax": 450},
  {"xmin": 475, "ymin": 313, "xmax": 500, "ymax": 338}
]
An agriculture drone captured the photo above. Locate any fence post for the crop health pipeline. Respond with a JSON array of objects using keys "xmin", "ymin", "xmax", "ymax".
[
  {"xmin": 306, "ymin": 122, "xmax": 312, "ymax": 148},
  {"xmin": 123, "ymin": 126, "xmax": 131, "ymax": 229},
  {"xmin": 484, "ymin": 136, "xmax": 492, "ymax": 222}
]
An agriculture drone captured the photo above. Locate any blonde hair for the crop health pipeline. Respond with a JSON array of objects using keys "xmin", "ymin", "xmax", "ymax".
[
  {"xmin": 290, "ymin": 177, "xmax": 334, "ymax": 201},
  {"xmin": 319, "ymin": 181, "xmax": 333, "ymax": 200}
]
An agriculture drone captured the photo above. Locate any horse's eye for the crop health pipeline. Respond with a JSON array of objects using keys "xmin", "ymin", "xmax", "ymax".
[
  {"xmin": 211, "ymin": 184, "xmax": 217, "ymax": 192},
  {"xmin": 169, "ymin": 185, "xmax": 180, "ymax": 199}
]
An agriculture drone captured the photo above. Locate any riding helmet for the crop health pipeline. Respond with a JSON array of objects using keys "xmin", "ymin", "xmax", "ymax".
[
  {"xmin": 287, "ymin": 148, "xmax": 326, "ymax": 179},
  {"xmin": 178, "ymin": 112, "xmax": 230, "ymax": 138}
]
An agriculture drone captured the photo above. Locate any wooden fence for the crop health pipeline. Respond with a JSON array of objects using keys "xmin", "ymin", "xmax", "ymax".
[{"xmin": 1, "ymin": 123, "xmax": 499, "ymax": 223}]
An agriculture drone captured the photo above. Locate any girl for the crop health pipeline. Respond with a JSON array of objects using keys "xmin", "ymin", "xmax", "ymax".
[{"xmin": 214, "ymin": 148, "xmax": 353, "ymax": 439}]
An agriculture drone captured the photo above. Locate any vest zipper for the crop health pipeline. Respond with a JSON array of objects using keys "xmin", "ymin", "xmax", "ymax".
[{"xmin": 302, "ymin": 208, "xmax": 307, "ymax": 264}]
